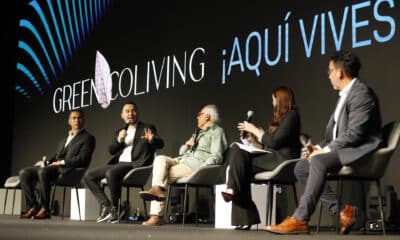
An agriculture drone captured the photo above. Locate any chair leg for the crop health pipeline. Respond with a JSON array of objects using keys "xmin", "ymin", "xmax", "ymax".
[
  {"xmin": 376, "ymin": 180, "xmax": 386, "ymax": 236},
  {"xmin": 11, "ymin": 189, "xmax": 16, "ymax": 215},
  {"xmin": 336, "ymin": 179, "xmax": 344, "ymax": 234},
  {"xmin": 125, "ymin": 187, "xmax": 130, "ymax": 223},
  {"xmin": 265, "ymin": 183, "xmax": 270, "ymax": 225},
  {"xmin": 182, "ymin": 184, "xmax": 188, "ymax": 227},
  {"xmin": 292, "ymin": 184, "xmax": 298, "ymax": 207},
  {"xmin": 75, "ymin": 187, "xmax": 81, "ymax": 221},
  {"xmin": 117, "ymin": 198, "xmax": 121, "ymax": 223},
  {"xmin": 3, "ymin": 189, "xmax": 8, "ymax": 215},
  {"xmin": 195, "ymin": 187, "xmax": 199, "ymax": 227},
  {"xmin": 316, "ymin": 203, "xmax": 323, "ymax": 234},
  {"xmin": 61, "ymin": 187, "xmax": 66, "ymax": 220},
  {"xmin": 141, "ymin": 187, "xmax": 148, "ymax": 219},
  {"xmin": 51, "ymin": 185, "xmax": 56, "ymax": 212},
  {"xmin": 360, "ymin": 181, "xmax": 366, "ymax": 234},
  {"xmin": 164, "ymin": 186, "xmax": 172, "ymax": 223},
  {"xmin": 265, "ymin": 183, "xmax": 273, "ymax": 225},
  {"xmin": 209, "ymin": 186, "xmax": 215, "ymax": 224}
]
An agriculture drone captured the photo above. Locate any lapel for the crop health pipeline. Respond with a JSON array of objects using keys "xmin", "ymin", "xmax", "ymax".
[
  {"xmin": 132, "ymin": 122, "xmax": 143, "ymax": 149},
  {"xmin": 66, "ymin": 130, "xmax": 84, "ymax": 149},
  {"xmin": 336, "ymin": 80, "xmax": 359, "ymax": 135},
  {"xmin": 56, "ymin": 137, "xmax": 68, "ymax": 159}
]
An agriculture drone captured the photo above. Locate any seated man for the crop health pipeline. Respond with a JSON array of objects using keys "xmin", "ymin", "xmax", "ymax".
[
  {"xmin": 84, "ymin": 101, "xmax": 164, "ymax": 223},
  {"xmin": 19, "ymin": 110, "xmax": 96, "ymax": 219},
  {"xmin": 139, "ymin": 104, "xmax": 228, "ymax": 226},
  {"xmin": 266, "ymin": 50, "xmax": 382, "ymax": 234}
]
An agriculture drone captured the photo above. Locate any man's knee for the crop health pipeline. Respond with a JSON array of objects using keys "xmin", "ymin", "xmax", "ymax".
[
  {"xmin": 294, "ymin": 159, "xmax": 309, "ymax": 179},
  {"xmin": 154, "ymin": 155, "xmax": 168, "ymax": 166},
  {"xmin": 309, "ymin": 155, "xmax": 328, "ymax": 173},
  {"xmin": 83, "ymin": 169, "xmax": 94, "ymax": 182},
  {"xmin": 104, "ymin": 169, "xmax": 114, "ymax": 181},
  {"xmin": 37, "ymin": 167, "xmax": 48, "ymax": 178},
  {"xmin": 19, "ymin": 168, "xmax": 31, "ymax": 179}
]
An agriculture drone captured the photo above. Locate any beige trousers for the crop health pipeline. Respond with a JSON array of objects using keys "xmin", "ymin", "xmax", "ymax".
[{"xmin": 150, "ymin": 155, "xmax": 193, "ymax": 216}]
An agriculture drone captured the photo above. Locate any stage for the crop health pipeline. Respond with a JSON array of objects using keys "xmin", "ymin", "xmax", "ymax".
[{"xmin": 0, "ymin": 215, "xmax": 398, "ymax": 240}]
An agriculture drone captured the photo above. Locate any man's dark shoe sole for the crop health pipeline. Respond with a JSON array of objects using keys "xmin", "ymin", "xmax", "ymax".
[{"xmin": 139, "ymin": 192, "xmax": 165, "ymax": 201}]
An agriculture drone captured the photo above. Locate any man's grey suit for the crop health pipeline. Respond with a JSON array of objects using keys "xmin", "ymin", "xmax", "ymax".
[{"xmin": 293, "ymin": 79, "xmax": 382, "ymax": 221}]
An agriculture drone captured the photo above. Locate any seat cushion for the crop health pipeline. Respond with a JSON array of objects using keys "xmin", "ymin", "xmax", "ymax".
[{"xmin": 4, "ymin": 176, "xmax": 21, "ymax": 188}]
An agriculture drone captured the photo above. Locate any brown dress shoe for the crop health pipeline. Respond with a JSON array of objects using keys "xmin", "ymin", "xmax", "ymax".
[
  {"xmin": 20, "ymin": 208, "xmax": 39, "ymax": 219},
  {"xmin": 32, "ymin": 208, "xmax": 51, "ymax": 219},
  {"xmin": 266, "ymin": 217, "xmax": 309, "ymax": 234},
  {"xmin": 142, "ymin": 215, "xmax": 164, "ymax": 226},
  {"xmin": 139, "ymin": 187, "xmax": 166, "ymax": 201},
  {"xmin": 340, "ymin": 204, "xmax": 357, "ymax": 234}
]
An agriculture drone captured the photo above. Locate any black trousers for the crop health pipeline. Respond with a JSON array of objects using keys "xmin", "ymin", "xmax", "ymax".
[
  {"xmin": 19, "ymin": 165, "xmax": 60, "ymax": 211},
  {"xmin": 227, "ymin": 145, "xmax": 284, "ymax": 226},
  {"xmin": 83, "ymin": 163, "xmax": 133, "ymax": 208}
]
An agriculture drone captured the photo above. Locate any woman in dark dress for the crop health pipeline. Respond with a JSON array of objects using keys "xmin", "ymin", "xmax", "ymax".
[{"xmin": 222, "ymin": 86, "xmax": 301, "ymax": 230}]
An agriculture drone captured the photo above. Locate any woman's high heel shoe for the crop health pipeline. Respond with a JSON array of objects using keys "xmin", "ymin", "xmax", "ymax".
[
  {"xmin": 234, "ymin": 225, "xmax": 251, "ymax": 231},
  {"xmin": 221, "ymin": 191, "xmax": 234, "ymax": 202}
]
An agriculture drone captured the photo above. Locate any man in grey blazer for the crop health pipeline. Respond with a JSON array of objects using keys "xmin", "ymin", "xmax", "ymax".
[
  {"xmin": 84, "ymin": 101, "xmax": 164, "ymax": 223},
  {"xmin": 19, "ymin": 110, "xmax": 96, "ymax": 219},
  {"xmin": 267, "ymin": 50, "xmax": 382, "ymax": 234}
]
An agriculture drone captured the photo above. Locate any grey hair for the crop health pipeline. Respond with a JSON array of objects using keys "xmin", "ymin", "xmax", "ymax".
[{"xmin": 202, "ymin": 104, "xmax": 220, "ymax": 123}]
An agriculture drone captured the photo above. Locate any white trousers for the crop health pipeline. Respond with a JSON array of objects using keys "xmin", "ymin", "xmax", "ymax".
[{"xmin": 149, "ymin": 155, "xmax": 193, "ymax": 216}]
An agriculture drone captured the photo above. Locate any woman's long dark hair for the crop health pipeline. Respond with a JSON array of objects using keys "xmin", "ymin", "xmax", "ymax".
[{"xmin": 268, "ymin": 86, "xmax": 297, "ymax": 134}]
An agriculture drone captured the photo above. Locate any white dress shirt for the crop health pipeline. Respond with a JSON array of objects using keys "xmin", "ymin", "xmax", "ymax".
[
  {"xmin": 322, "ymin": 78, "xmax": 358, "ymax": 153},
  {"xmin": 118, "ymin": 126, "xmax": 137, "ymax": 163}
]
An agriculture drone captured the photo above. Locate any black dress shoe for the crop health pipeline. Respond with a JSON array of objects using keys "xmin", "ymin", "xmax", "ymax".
[
  {"xmin": 221, "ymin": 191, "xmax": 234, "ymax": 202},
  {"xmin": 234, "ymin": 225, "xmax": 251, "ymax": 230}
]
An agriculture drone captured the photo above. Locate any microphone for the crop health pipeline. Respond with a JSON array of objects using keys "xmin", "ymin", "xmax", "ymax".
[
  {"xmin": 246, "ymin": 110, "xmax": 254, "ymax": 122},
  {"xmin": 190, "ymin": 128, "xmax": 200, "ymax": 151},
  {"xmin": 124, "ymin": 121, "xmax": 130, "ymax": 130},
  {"xmin": 299, "ymin": 134, "xmax": 312, "ymax": 154}
]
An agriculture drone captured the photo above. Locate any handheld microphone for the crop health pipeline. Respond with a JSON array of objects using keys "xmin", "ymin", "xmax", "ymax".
[
  {"xmin": 42, "ymin": 155, "xmax": 48, "ymax": 166},
  {"xmin": 300, "ymin": 134, "xmax": 312, "ymax": 154},
  {"xmin": 247, "ymin": 110, "xmax": 254, "ymax": 122},
  {"xmin": 190, "ymin": 128, "xmax": 200, "ymax": 151},
  {"xmin": 124, "ymin": 121, "xmax": 130, "ymax": 130}
]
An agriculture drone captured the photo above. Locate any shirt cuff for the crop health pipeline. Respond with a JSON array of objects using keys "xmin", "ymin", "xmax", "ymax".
[
  {"xmin": 322, "ymin": 146, "xmax": 331, "ymax": 153},
  {"xmin": 257, "ymin": 129, "xmax": 265, "ymax": 143}
]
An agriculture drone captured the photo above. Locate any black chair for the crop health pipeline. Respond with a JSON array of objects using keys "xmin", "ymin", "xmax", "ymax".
[
  {"xmin": 316, "ymin": 121, "xmax": 400, "ymax": 235},
  {"xmin": 2, "ymin": 176, "xmax": 21, "ymax": 215},
  {"xmin": 51, "ymin": 168, "xmax": 87, "ymax": 220},
  {"xmin": 120, "ymin": 165, "xmax": 153, "ymax": 221},
  {"xmin": 164, "ymin": 164, "xmax": 226, "ymax": 227},
  {"xmin": 251, "ymin": 158, "xmax": 300, "ymax": 225}
]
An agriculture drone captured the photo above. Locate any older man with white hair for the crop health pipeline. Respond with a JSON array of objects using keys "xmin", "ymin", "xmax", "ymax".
[{"xmin": 139, "ymin": 104, "xmax": 228, "ymax": 226}]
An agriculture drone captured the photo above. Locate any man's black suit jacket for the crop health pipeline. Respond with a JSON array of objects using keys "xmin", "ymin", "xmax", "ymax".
[
  {"xmin": 47, "ymin": 129, "xmax": 96, "ymax": 172},
  {"xmin": 107, "ymin": 121, "xmax": 164, "ymax": 168}
]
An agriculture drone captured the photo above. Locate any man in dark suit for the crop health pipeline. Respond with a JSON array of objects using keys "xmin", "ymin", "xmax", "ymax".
[
  {"xmin": 266, "ymin": 50, "xmax": 382, "ymax": 234},
  {"xmin": 83, "ymin": 101, "xmax": 164, "ymax": 223},
  {"xmin": 19, "ymin": 110, "xmax": 96, "ymax": 219}
]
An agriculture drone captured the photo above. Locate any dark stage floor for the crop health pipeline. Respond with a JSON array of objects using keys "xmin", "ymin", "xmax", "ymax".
[{"xmin": 0, "ymin": 215, "xmax": 399, "ymax": 240}]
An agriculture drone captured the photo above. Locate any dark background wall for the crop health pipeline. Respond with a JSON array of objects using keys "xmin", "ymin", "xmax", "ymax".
[{"xmin": 5, "ymin": 0, "xmax": 400, "ymax": 221}]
